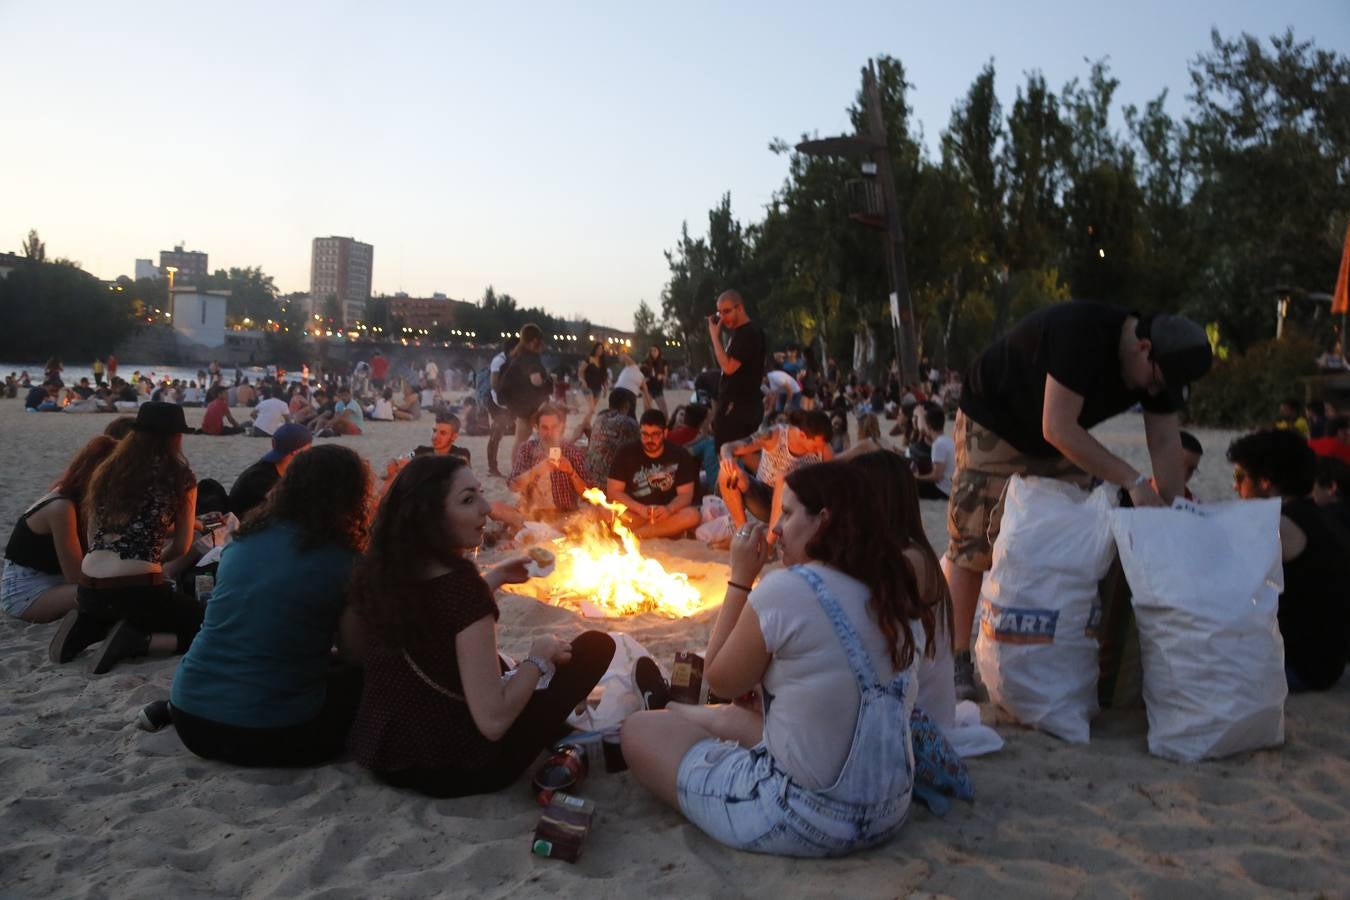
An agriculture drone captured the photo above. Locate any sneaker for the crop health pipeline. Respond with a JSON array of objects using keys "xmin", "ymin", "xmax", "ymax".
[
  {"xmin": 954, "ymin": 650, "xmax": 978, "ymax": 702},
  {"xmin": 48, "ymin": 610, "xmax": 110, "ymax": 665},
  {"xmin": 137, "ymin": 700, "xmax": 173, "ymax": 732},
  {"xmin": 634, "ymin": 657, "xmax": 669, "ymax": 711},
  {"xmin": 90, "ymin": 620, "xmax": 150, "ymax": 675}
]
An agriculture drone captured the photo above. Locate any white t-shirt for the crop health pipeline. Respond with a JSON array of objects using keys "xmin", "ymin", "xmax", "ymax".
[
  {"xmin": 489, "ymin": 351, "xmax": 508, "ymax": 405},
  {"xmin": 424, "ymin": 361, "xmax": 439, "ymax": 382},
  {"xmin": 749, "ymin": 562, "xmax": 918, "ymax": 790},
  {"xmin": 614, "ymin": 363, "xmax": 644, "ymax": 396},
  {"xmin": 253, "ymin": 398, "xmax": 288, "ymax": 436},
  {"xmin": 765, "ymin": 370, "xmax": 801, "ymax": 396},
  {"xmin": 930, "ymin": 433, "xmax": 956, "ymax": 497}
]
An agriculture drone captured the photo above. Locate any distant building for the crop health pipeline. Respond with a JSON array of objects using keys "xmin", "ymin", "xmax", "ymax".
[
  {"xmin": 388, "ymin": 294, "xmax": 476, "ymax": 331},
  {"xmin": 0, "ymin": 251, "xmax": 24, "ymax": 280},
  {"xmin": 159, "ymin": 244, "xmax": 208, "ymax": 285},
  {"xmin": 171, "ymin": 287, "xmax": 229, "ymax": 349},
  {"xmin": 310, "ymin": 236, "xmax": 373, "ymax": 327},
  {"xmin": 134, "ymin": 259, "xmax": 161, "ymax": 281}
]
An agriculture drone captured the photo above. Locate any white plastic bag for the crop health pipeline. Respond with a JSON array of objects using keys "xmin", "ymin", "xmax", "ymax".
[
  {"xmin": 566, "ymin": 632, "xmax": 666, "ymax": 732},
  {"xmin": 975, "ymin": 477, "xmax": 1118, "ymax": 743},
  {"xmin": 695, "ymin": 513, "xmax": 736, "ymax": 546},
  {"xmin": 1110, "ymin": 498, "xmax": 1286, "ymax": 761}
]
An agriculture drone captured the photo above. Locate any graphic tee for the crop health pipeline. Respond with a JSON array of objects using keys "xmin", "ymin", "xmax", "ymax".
[{"xmin": 607, "ymin": 441, "xmax": 697, "ymax": 507}]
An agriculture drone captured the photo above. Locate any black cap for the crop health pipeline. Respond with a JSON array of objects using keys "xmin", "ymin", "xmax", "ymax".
[
  {"xmin": 132, "ymin": 401, "xmax": 193, "ymax": 434},
  {"xmin": 1143, "ymin": 313, "xmax": 1213, "ymax": 406}
]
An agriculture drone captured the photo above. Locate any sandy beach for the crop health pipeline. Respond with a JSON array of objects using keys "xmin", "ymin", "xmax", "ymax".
[{"xmin": 1, "ymin": 393, "xmax": 1346, "ymax": 898}]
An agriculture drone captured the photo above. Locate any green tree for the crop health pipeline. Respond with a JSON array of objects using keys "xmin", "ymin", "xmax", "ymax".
[
  {"xmin": 0, "ymin": 259, "xmax": 131, "ymax": 358},
  {"xmin": 21, "ymin": 229, "xmax": 45, "ymax": 262}
]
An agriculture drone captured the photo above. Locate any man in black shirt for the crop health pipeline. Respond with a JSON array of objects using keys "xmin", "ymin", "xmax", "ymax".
[
  {"xmin": 607, "ymin": 409, "xmax": 701, "ymax": 539},
  {"xmin": 947, "ymin": 301, "xmax": 1213, "ymax": 699},
  {"xmin": 709, "ymin": 289, "xmax": 765, "ymax": 450},
  {"xmin": 228, "ymin": 424, "xmax": 313, "ymax": 519}
]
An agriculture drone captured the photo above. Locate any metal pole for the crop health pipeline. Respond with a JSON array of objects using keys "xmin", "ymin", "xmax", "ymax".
[{"xmin": 862, "ymin": 60, "xmax": 919, "ymax": 386}]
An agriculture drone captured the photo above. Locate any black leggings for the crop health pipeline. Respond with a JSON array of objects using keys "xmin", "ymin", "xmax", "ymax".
[
  {"xmin": 174, "ymin": 664, "xmax": 364, "ymax": 767},
  {"xmin": 76, "ymin": 582, "xmax": 203, "ymax": 654},
  {"xmin": 376, "ymin": 631, "xmax": 616, "ymax": 798}
]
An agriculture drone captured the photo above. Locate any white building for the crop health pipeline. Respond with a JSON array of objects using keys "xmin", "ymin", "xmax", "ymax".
[{"xmin": 171, "ymin": 288, "xmax": 229, "ymax": 349}]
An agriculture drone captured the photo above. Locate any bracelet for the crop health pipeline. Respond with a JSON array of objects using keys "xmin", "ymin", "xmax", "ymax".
[
  {"xmin": 1128, "ymin": 473, "xmax": 1149, "ymax": 489},
  {"xmin": 727, "ymin": 580, "xmax": 754, "ymax": 593},
  {"xmin": 522, "ymin": 655, "xmax": 554, "ymax": 680}
]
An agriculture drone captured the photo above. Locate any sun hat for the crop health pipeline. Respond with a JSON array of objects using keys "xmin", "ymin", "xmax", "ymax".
[
  {"xmin": 261, "ymin": 423, "xmax": 314, "ymax": 463},
  {"xmin": 1143, "ymin": 313, "xmax": 1213, "ymax": 406},
  {"xmin": 132, "ymin": 401, "xmax": 192, "ymax": 434}
]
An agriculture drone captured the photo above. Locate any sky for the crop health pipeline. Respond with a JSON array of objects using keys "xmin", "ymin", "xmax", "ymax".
[{"xmin": 2, "ymin": 1, "xmax": 1347, "ymax": 329}]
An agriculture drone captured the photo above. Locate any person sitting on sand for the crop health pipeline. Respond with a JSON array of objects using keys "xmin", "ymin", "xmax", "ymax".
[
  {"xmin": 49, "ymin": 402, "xmax": 204, "ymax": 674},
  {"xmin": 248, "ymin": 386, "xmax": 291, "ymax": 438},
  {"xmin": 578, "ymin": 388, "xmax": 639, "ymax": 484},
  {"xmin": 1311, "ymin": 456, "xmax": 1350, "ymax": 531},
  {"xmin": 508, "ymin": 405, "xmax": 593, "ymax": 520},
  {"xmin": 200, "ymin": 386, "xmax": 245, "ymax": 436},
  {"xmin": 850, "ymin": 450, "xmax": 956, "ymax": 733},
  {"xmin": 622, "ymin": 462, "xmax": 937, "ymax": 857},
  {"xmin": 719, "ymin": 409, "xmax": 832, "ymax": 539},
  {"xmin": 607, "ymin": 409, "xmax": 702, "ymax": 539},
  {"xmin": 2, "ymin": 436, "xmax": 117, "ymax": 623},
  {"xmin": 163, "ymin": 445, "xmax": 372, "ymax": 765},
  {"xmin": 344, "ymin": 455, "xmax": 615, "ymax": 797},
  {"xmin": 418, "ymin": 413, "xmax": 471, "ymax": 464},
  {"xmin": 228, "ymin": 424, "xmax": 314, "ymax": 519},
  {"xmin": 25, "ymin": 381, "xmax": 60, "ymax": 412},
  {"xmin": 329, "ymin": 385, "xmax": 364, "ymax": 435},
  {"xmin": 1228, "ymin": 429, "xmax": 1350, "ymax": 692}
]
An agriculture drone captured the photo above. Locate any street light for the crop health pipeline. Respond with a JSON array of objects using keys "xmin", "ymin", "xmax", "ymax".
[{"xmin": 164, "ymin": 266, "xmax": 178, "ymax": 324}]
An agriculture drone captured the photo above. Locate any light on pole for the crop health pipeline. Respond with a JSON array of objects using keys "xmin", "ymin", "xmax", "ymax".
[{"xmin": 164, "ymin": 266, "xmax": 178, "ymax": 325}]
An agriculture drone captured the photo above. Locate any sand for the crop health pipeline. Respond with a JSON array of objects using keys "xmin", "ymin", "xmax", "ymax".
[{"xmin": 1, "ymin": 394, "xmax": 1346, "ymax": 898}]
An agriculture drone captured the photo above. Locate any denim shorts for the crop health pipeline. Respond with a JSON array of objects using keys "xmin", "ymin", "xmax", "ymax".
[
  {"xmin": 1, "ymin": 559, "xmax": 64, "ymax": 619},
  {"xmin": 676, "ymin": 738, "xmax": 896, "ymax": 858}
]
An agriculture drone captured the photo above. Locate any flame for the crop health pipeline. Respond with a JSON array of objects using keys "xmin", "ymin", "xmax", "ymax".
[{"xmin": 516, "ymin": 488, "xmax": 715, "ymax": 618}]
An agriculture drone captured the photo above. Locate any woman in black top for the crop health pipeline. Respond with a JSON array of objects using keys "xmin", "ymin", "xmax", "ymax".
[
  {"xmin": 646, "ymin": 345, "xmax": 669, "ymax": 417},
  {"xmin": 2, "ymin": 436, "xmax": 116, "ymax": 622},
  {"xmin": 578, "ymin": 342, "xmax": 607, "ymax": 417}
]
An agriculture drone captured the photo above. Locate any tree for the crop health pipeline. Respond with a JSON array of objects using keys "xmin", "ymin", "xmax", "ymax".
[
  {"xmin": 21, "ymin": 229, "xmax": 45, "ymax": 262},
  {"xmin": 632, "ymin": 298, "xmax": 661, "ymax": 346},
  {"xmin": 0, "ymin": 259, "xmax": 131, "ymax": 358}
]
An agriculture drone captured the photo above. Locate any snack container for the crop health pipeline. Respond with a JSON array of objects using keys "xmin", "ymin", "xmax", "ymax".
[{"xmin": 532, "ymin": 793, "xmax": 595, "ymax": 863}]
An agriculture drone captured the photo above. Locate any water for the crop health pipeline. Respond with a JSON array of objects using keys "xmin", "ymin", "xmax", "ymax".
[{"xmin": 1, "ymin": 362, "xmax": 270, "ymax": 386}]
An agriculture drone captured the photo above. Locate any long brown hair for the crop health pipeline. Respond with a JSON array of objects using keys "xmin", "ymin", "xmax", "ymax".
[
  {"xmin": 348, "ymin": 455, "xmax": 474, "ymax": 649},
  {"xmin": 849, "ymin": 450, "xmax": 952, "ymax": 652},
  {"xmin": 83, "ymin": 431, "xmax": 195, "ymax": 533},
  {"xmin": 784, "ymin": 461, "xmax": 936, "ymax": 670},
  {"xmin": 50, "ymin": 435, "xmax": 117, "ymax": 546},
  {"xmin": 236, "ymin": 444, "xmax": 371, "ymax": 552}
]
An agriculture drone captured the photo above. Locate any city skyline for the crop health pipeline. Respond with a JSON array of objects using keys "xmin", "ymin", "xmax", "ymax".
[{"xmin": 2, "ymin": 1, "xmax": 1346, "ymax": 330}]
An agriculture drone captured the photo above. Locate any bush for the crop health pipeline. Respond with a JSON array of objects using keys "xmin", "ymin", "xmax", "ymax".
[{"xmin": 1185, "ymin": 329, "xmax": 1320, "ymax": 428}]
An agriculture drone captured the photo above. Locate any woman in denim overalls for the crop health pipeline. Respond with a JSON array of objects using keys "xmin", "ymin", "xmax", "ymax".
[{"xmin": 624, "ymin": 461, "xmax": 939, "ymax": 857}]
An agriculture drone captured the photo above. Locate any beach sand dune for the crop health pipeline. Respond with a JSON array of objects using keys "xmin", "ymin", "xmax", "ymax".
[{"xmin": 1, "ymin": 396, "xmax": 1346, "ymax": 897}]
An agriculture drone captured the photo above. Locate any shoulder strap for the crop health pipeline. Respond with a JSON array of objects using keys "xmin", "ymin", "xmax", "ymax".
[
  {"xmin": 23, "ymin": 494, "xmax": 67, "ymax": 520},
  {"xmin": 790, "ymin": 564, "xmax": 882, "ymax": 692},
  {"xmin": 403, "ymin": 649, "xmax": 467, "ymax": 703}
]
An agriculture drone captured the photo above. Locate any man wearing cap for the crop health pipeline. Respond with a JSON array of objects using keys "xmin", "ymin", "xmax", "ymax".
[
  {"xmin": 228, "ymin": 424, "xmax": 313, "ymax": 519},
  {"xmin": 945, "ymin": 300, "xmax": 1213, "ymax": 699}
]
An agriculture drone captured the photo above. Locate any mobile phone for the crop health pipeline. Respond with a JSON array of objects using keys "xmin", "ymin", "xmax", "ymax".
[
  {"xmin": 707, "ymin": 312, "xmax": 720, "ymax": 325},
  {"xmin": 548, "ymin": 447, "xmax": 561, "ymax": 462}
]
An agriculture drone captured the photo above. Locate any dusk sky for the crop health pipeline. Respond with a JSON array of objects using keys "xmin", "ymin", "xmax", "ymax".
[{"xmin": 3, "ymin": 1, "xmax": 1346, "ymax": 329}]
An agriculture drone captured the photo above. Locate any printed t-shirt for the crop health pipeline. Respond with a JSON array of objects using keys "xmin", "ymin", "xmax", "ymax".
[
  {"xmin": 607, "ymin": 441, "xmax": 697, "ymax": 507},
  {"xmin": 348, "ymin": 558, "xmax": 501, "ymax": 771},
  {"xmin": 959, "ymin": 301, "xmax": 1177, "ymax": 457},
  {"xmin": 170, "ymin": 522, "xmax": 357, "ymax": 728}
]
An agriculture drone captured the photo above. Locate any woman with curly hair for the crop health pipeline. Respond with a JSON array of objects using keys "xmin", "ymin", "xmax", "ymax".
[
  {"xmin": 2, "ymin": 435, "xmax": 117, "ymax": 623},
  {"xmin": 344, "ymin": 454, "xmax": 614, "ymax": 797},
  {"xmin": 166, "ymin": 443, "xmax": 372, "ymax": 766},
  {"xmin": 49, "ymin": 402, "xmax": 200, "ymax": 673},
  {"xmin": 623, "ymin": 461, "xmax": 937, "ymax": 857}
]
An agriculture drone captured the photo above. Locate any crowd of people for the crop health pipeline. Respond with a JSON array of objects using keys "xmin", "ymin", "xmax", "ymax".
[{"xmin": 2, "ymin": 292, "xmax": 1347, "ymax": 860}]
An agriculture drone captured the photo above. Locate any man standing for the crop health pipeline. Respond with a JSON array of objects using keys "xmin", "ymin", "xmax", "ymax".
[
  {"xmin": 508, "ymin": 404, "xmax": 593, "ymax": 519},
  {"xmin": 370, "ymin": 350, "xmax": 389, "ymax": 392},
  {"xmin": 607, "ymin": 409, "xmax": 701, "ymax": 539},
  {"xmin": 945, "ymin": 301, "xmax": 1213, "ymax": 699},
  {"xmin": 92, "ymin": 357, "xmax": 105, "ymax": 387},
  {"xmin": 708, "ymin": 289, "xmax": 765, "ymax": 450},
  {"xmin": 485, "ymin": 336, "xmax": 518, "ymax": 477},
  {"xmin": 228, "ymin": 423, "xmax": 313, "ymax": 518}
]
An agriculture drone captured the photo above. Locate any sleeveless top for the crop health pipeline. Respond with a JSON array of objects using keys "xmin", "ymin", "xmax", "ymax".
[
  {"xmin": 89, "ymin": 461, "xmax": 188, "ymax": 564},
  {"xmin": 4, "ymin": 496, "xmax": 66, "ymax": 574},
  {"xmin": 755, "ymin": 425, "xmax": 824, "ymax": 485},
  {"xmin": 1280, "ymin": 498, "xmax": 1350, "ymax": 690}
]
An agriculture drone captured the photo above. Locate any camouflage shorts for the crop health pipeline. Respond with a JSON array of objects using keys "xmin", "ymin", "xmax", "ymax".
[{"xmin": 944, "ymin": 411, "xmax": 1091, "ymax": 573}]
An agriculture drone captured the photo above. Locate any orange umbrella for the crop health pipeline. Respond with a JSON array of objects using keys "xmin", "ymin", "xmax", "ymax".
[{"xmin": 1334, "ymin": 222, "xmax": 1350, "ymax": 316}]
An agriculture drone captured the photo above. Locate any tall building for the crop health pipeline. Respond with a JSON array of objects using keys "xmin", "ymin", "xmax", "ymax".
[
  {"xmin": 158, "ymin": 244, "xmax": 208, "ymax": 285},
  {"xmin": 134, "ymin": 259, "xmax": 161, "ymax": 281},
  {"xmin": 310, "ymin": 236, "xmax": 373, "ymax": 327}
]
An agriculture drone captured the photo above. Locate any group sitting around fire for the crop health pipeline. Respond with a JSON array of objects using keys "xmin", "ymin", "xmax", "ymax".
[{"xmin": 5, "ymin": 296, "xmax": 1348, "ymax": 862}]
